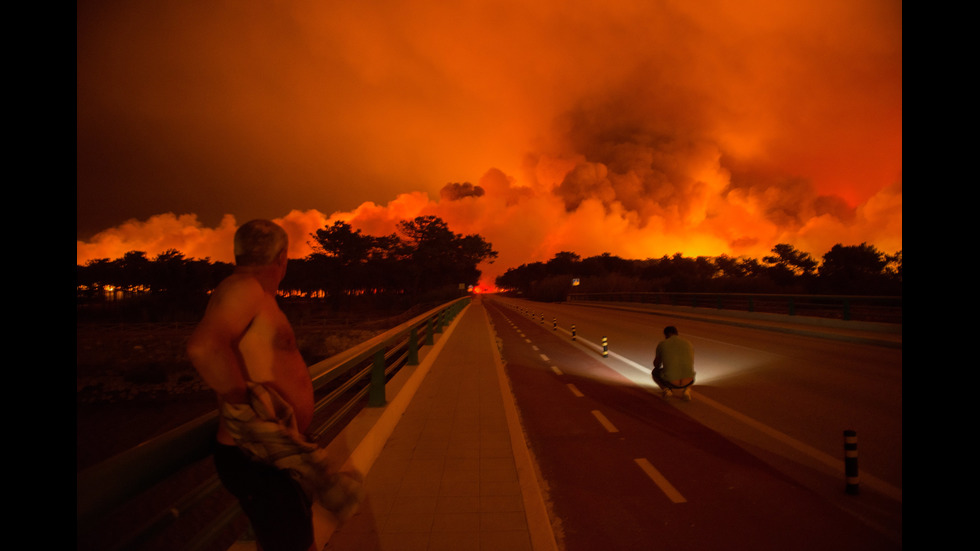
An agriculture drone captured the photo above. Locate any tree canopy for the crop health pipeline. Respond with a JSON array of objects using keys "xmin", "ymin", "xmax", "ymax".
[
  {"xmin": 78, "ymin": 224, "xmax": 899, "ymax": 319},
  {"xmin": 78, "ymin": 216, "xmax": 498, "ymax": 317},
  {"xmin": 495, "ymin": 243, "xmax": 901, "ymax": 300}
]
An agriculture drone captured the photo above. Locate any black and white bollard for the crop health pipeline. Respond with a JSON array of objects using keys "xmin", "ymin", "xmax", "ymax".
[
  {"xmin": 844, "ymin": 430, "xmax": 859, "ymax": 495},
  {"xmin": 572, "ymin": 325, "xmax": 576, "ymax": 341},
  {"xmin": 602, "ymin": 336, "xmax": 608, "ymax": 357}
]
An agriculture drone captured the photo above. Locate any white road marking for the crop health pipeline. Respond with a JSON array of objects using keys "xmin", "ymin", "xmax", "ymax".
[
  {"xmin": 497, "ymin": 301, "xmax": 902, "ymax": 507},
  {"xmin": 693, "ymin": 393, "xmax": 902, "ymax": 502},
  {"xmin": 567, "ymin": 383, "xmax": 584, "ymax": 397},
  {"xmin": 558, "ymin": 328, "xmax": 903, "ymax": 503},
  {"xmin": 591, "ymin": 410, "xmax": 619, "ymax": 433},
  {"xmin": 634, "ymin": 458, "xmax": 687, "ymax": 503}
]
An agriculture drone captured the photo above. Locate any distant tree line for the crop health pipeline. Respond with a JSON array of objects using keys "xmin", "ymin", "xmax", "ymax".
[
  {"xmin": 77, "ymin": 249, "xmax": 235, "ymax": 321},
  {"xmin": 496, "ymin": 243, "xmax": 902, "ymax": 302},
  {"xmin": 282, "ymin": 216, "xmax": 497, "ymax": 307},
  {"xmin": 77, "ymin": 216, "xmax": 498, "ymax": 321}
]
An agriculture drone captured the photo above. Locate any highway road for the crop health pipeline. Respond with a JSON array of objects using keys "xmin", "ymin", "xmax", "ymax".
[{"xmin": 483, "ymin": 296, "xmax": 902, "ymax": 551}]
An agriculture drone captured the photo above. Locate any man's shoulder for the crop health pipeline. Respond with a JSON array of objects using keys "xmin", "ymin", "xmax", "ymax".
[
  {"xmin": 214, "ymin": 272, "xmax": 264, "ymax": 295},
  {"xmin": 207, "ymin": 273, "xmax": 270, "ymax": 311},
  {"xmin": 663, "ymin": 336, "xmax": 692, "ymax": 348}
]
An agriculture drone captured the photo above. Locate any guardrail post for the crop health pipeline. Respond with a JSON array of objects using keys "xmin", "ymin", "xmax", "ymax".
[
  {"xmin": 844, "ymin": 430, "xmax": 859, "ymax": 495},
  {"xmin": 369, "ymin": 348, "xmax": 387, "ymax": 407},
  {"xmin": 407, "ymin": 327, "xmax": 420, "ymax": 365},
  {"xmin": 843, "ymin": 299, "xmax": 851, "ymax": 321},
  {"xmin": 425, "ymin": 318, "xmax": 435, "ymax": 345},
  {"xmin": 788, "ymin": 297, "xmax": 796, "ymax": 316}
]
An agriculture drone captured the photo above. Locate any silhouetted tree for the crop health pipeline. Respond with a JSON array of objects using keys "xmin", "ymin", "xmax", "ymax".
[
  {"xmin": 885, "ymin": 250, "xmax": 902, "ymax": 284},
  {"xmin": 149, "ymin": 249, "xmax": 186, "ymax": 293},
  {"xmin": 307, "ymin": 221, "xmax": 404, "ymax": 300},
  {"xmin": 546, "ymin": 251, "xmax": 581, "ymax": 275},
  {"xmin": 580, "ymin": 253, "xmax": 632, "ymax": 278},
  {"xmin": 77, "ymin": 258, "xmax": 114, "ymax": 300},
  {"xmin": 120, "ymin": 251, "xmax": 151, "ymax": 291},
  {"xmin": 713, "ymin": 254, "xmax": 746, "ymax": 279},
  {"xmin": 310, "ymin": 221, "xmax": 377, "ymax": 266},
  {"xmin": 398, "ymin": 215, "xmax": 497, "ymax": 293},
  {"xmin": 281, "ymin": 257, "xmax": 326, "ymax": 297},
  {"xmin": 818, "ymin": 243, "xmax": 894, "ymax": 294},
  {"xmin": 762, "ymin": 244, "xmax": 818, "ymax": 289},
  {"xmin": 496, "ymin": 261, "xmax": 548, "ymax": 294},
  {"xmin": 709, "ymin": 255, "xmax": 769, "ymax": 292},
  {"xmin": 764, "ymin": 244, "xmax": 818, "ymax": 275}
]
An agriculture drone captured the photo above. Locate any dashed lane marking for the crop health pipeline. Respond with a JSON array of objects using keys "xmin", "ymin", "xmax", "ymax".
[
  {"xmin": 634, "ymin": 458, "xmax": 687, "ymax": 503},
  {"xmin": 550, "ymin": 323, "xmax": 902, "ymax": 503},
  {"xmin": 591, "ymin": 410, "xmax": 619, "ymax": 433}
]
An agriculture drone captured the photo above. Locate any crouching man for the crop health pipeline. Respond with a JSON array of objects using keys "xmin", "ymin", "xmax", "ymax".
[{"xmin": 652, "ymin": 325, "xmax": 696, "ymax": 401}]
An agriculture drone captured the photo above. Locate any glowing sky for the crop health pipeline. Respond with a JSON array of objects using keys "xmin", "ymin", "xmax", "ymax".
[{"xmin": 77, "ymin": 1, "xmax": 902, "ymax": 286}]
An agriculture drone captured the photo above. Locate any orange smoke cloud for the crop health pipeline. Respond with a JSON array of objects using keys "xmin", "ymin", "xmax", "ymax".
[
  {"xmin": 77, "ymin": 0, "xmax": 901, "ymax": 287},
  {"xmin": 76, "ymin": 214, "xmax": 240, "ymax": 264},
  {"xmin": 77, "ymin": 161, "xmax": 902, "ymax": 288}
]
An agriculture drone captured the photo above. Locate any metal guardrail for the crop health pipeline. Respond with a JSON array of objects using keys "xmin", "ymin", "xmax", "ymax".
[
  {"xmin": 567, "ymin": 292, "xmax": 901, "ymax": 324},
  {"xmin": 77, "ymin": 296, "xmax": 470, "ymax": 551}
]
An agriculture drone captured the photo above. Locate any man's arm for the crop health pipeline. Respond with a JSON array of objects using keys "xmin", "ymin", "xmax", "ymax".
[
  {"xmin": 652, "ymin": 341, "xmax": 663, "ymax": 369},
  {"xmin": 186, "ymin": 277, "xmax": 263, "ymax": 404}
]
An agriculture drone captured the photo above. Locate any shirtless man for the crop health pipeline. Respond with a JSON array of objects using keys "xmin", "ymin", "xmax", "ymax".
[{"xmin": 187, "ymin": 219, "xmax": 317, "ymax": 551}]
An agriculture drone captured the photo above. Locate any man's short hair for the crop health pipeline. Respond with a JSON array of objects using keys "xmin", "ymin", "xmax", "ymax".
[
  {"xmin": 663, "ymin": 326, "xmax": 679, "ymax": 337},
  {"xmin": 234, "ymin": 219, "xmax": 288, "ymax": 266}
]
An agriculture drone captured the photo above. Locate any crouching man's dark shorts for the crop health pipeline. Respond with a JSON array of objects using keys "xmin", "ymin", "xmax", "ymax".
[
  {"xmin": 651, "ymin": 366, "xmax": 694, "ymax": 390},
  {"xmin": 213, "ymin": 444, "xmax": 314, "ymax": 551}
]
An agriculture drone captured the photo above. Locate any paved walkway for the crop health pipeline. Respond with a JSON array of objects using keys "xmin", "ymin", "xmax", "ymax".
[{"xmin": 323, "ymin": 298, "xmax": 557, "ymax": 551}]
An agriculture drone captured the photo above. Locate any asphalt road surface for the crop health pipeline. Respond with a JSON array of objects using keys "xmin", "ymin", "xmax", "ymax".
[{"xmin": 483, "ymin": 296, "xmax": 901, "ymax": 551}]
